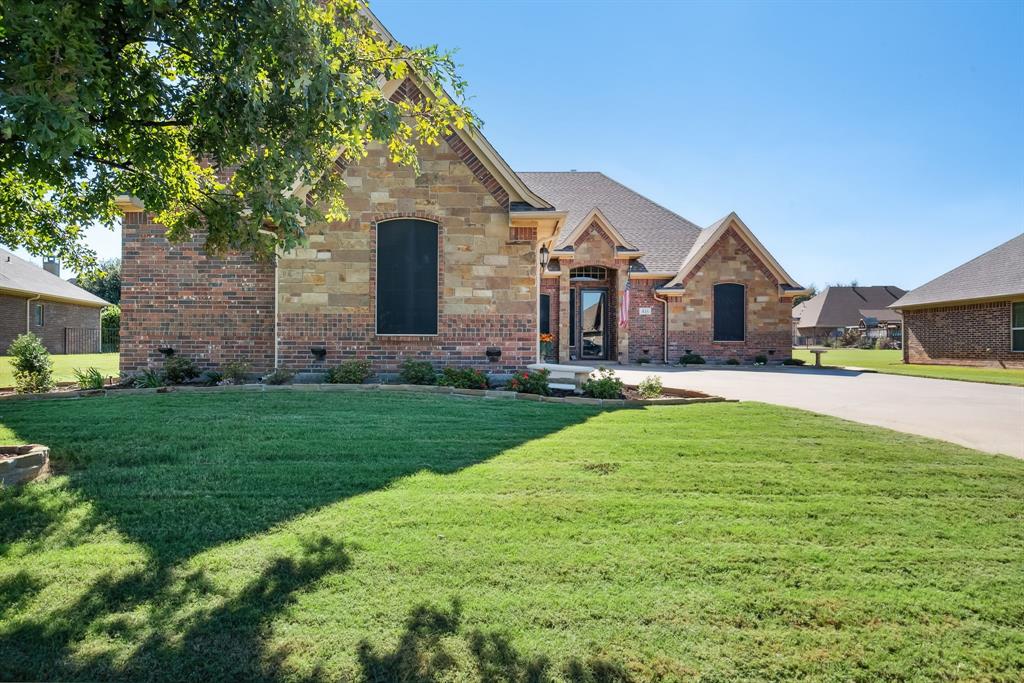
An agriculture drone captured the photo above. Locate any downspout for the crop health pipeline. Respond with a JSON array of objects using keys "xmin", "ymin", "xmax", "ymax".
[
  {"xmin": 653, "ymin": 291, "xmax": 669, "ymax": 364},
  {"xmin": 273, "ymin": 255, "xmax": 279, "ymax": 369},
  {"xmin": 25, "ymin": 294, "xmax": 41, "ymax": 334}
]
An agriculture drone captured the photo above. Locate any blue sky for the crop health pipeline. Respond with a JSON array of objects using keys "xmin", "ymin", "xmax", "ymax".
[{"xmin": 63, "ymin": 0, "xmax": 1023, "ymax": 290}]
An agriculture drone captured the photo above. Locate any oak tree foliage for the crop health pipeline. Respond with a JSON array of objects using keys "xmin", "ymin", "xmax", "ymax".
[{"xmin": 0, "ymin": 0, "xmax": 477, "ymax": 271}]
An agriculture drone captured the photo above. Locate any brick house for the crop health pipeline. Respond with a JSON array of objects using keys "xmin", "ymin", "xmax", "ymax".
[
  {"xmin": 892, "ymin": 233, "xmax": 1024, "ymax": 367},
  {"xmin": 793, "ymin": 285, "xmax": 906, "ymax": 346},
  {"xmin": 0, "ymin": 248, "xmax": 108, "ymax": 354},
  {"xmin": 116, "ymin": 19, "xmax": 807, "ymax": 376}
]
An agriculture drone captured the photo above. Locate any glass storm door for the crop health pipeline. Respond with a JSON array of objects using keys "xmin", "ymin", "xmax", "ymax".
[{"xmin": 579, "ymin": 289, "xmax": 608, "ymax": 360}]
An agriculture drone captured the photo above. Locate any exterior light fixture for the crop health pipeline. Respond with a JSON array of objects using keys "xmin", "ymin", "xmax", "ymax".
[{"xmin": 538, "ymin": 245, "xmax": 550, "ymax": 269}]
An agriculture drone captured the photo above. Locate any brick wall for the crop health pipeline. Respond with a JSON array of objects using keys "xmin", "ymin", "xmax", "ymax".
[
  {"xmin": 627, "ymin": 279, "xmax": 670, "ymax": 362},
  {"xmin": 665, "ymin": 227, "xmax": 792, "ymax": 363},
  {"xmin": 0, "ymin": 294, "xmax": 101, "ymax": 354},
  {"xmin": 903, "ymin": 301, "xmax": 1024, "ymax": 367},
  {"xmin": 120, "ymin": 211, "xmax": 276, "ymax": 374}
]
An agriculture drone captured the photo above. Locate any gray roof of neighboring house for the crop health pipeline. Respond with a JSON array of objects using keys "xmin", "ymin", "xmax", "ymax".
[
  {"xmin": 792, "ymin": 301, "xmax": 806, "ymax": 321},
  {"xmin": 891, "ymin": 233, "xmax": 1024, "ymax": 308},
  {"xmin": 858, "ymin": 308, "xmax": 902, "ymax": 323},
  {"xmin": 518, "ymin": 171, "xmax": 703, "ymax": 273},
  {"xmin": 0, "ymin": 249, "xmax": 108, "ymax": 307},
  {"xmin": 796, "ymin": 286, "xmax": 906, "ymax": 330}
]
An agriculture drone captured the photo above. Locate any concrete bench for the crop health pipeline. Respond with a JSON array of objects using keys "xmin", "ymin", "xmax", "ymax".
[
  {"xmin": 527, "ymin": 363, "xmax": 595, "ymax": 392},
  {"xmin": 808, "ymin": 347, "xmax": 828, "ymax": 368}
]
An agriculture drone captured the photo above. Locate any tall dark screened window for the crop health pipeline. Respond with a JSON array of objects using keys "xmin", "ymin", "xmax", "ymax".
[
  {"xmin": 713, "ymin": 283, "xmax": 745, "ymax": 341},
  {"xmin": 539, "ymin": 294, "xmax": 551, "ymax": 334},
  {"xmin": 376, "ymin": 219, "xmax": 438, "ymax": 335}
]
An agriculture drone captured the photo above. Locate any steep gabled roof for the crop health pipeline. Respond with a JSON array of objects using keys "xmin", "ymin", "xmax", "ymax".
[
  {"xmin": 891, "ymin": 233, "xmax": 1024, "ymax": 308},
  {"xmin": 0, "ymin": 249, "xmax": 109, "ymax": 307},
  {"xmin": 518, "ymin": 172, "xmax": 702, "ymax": 273},
  {"xmin": 797, "ymin": 285, "xmax": 906, "ymax": 330}
]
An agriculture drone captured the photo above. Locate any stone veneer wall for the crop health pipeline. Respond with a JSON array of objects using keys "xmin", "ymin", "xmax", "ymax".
[
  {"xmin": 627, "ymin": 279, "xmax": 670, "ymax": 363},
  {"xmin": 276, "ymin": 138, "xmax": 536, "ymax": 373},
  {"xmin": 120, "ymin": 211, "xmax": 276, "ymax": 374},
  {"xmin": 665, "ymin": 228, "xmax": 792, "ymax": 362},
  {"xmin": 903, "ymin": 301, "xmax": 1024, "ymax": 367}
]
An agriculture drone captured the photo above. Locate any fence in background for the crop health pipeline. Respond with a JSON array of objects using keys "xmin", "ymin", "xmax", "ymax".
[{"xmin": 64, "ymin": 328, "xmax": 101, "ymax": 354}]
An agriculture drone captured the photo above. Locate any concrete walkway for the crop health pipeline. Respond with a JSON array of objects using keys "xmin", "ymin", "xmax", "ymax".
[{"xmin": 607, "ymin": 364, "xmax": 1024, "ymax": 459}]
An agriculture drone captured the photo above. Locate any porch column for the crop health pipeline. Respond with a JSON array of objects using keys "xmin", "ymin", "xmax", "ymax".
[
  {"xmin": 616, "ymin": 264, "xmax": 629, "ymax": 364},
  {"xmin": 558, "ymin": 266, "xmax": 570, "ymax": 362}
]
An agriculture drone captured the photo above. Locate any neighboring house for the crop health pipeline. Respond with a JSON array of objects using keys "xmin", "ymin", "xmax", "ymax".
[
  {"xmin": 792, "ymin": 301, "xmax": 807, "ymax": 346},
  {"xmin": 116, "ymin": 12, "xmax": 807, "ymax": 376},
  {"xmin": 0, "ymin": 249, "xmax": 109, "ymax": 354},
  {"xmin": 891, "ymin": 233, "xmax": 1024, "ymax": 367},
  {"xmin": 794, "ymin": 286, "xmax": 906, "ymax": 346}
]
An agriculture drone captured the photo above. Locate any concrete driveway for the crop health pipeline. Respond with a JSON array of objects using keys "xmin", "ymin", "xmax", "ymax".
[{"xmin": 609, "ymin": 364, "xmax": 1024, "ymax": 459}]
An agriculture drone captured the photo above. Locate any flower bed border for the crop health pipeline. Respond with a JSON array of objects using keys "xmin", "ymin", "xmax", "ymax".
[
  {"xmin": 0, "ymin": 382, "xmax": 731, "ymax": 407},
  {"xmin": 0, "ymin": 444, "xmax": 50, "ymax": 486}
]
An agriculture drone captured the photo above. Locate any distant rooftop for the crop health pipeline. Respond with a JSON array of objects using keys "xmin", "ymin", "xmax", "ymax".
[{"xmin": 0, "ymin": 249, "xmax": 108, "ymax": 307}]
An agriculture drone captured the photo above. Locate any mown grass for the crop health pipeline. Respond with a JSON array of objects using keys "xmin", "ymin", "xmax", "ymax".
[
  {"xmin": 1, "ymin": 391, "xmax": 1021, "ymax": 681},
  {"xmin": 0, "ymin": 352, "xmax": 119, "ymax": 387},
  {"xmin": 793, "ymin": 348, "xmax": 1024, "ymax": 386}
]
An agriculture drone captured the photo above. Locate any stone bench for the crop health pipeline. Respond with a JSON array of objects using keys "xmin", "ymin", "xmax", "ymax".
[{"xmin": 527, "ymin": 363, "xmax": 595, "ymax": 392}]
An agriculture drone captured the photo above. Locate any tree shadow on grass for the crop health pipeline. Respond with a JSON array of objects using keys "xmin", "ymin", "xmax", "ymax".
[
  {"xmin": 357, "ymin": 599, "xmax": 632, "ymax": 683},
  {"xmin": 0, "ymin": 391, "xmax": 602, "ymax": 680}
]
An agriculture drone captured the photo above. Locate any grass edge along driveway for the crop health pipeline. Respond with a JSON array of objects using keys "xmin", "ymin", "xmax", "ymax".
[
  {"xmin": 793, "ymin": 347, "xmax": 1024, "ymax": 386},
  {"xmin": 1, "ymin": 391, "xmax": 1022, "ymax": 681}
]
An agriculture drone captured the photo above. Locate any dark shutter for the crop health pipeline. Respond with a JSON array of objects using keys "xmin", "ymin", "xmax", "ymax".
[
  {"xmin": 540, "ymin": 294, "xmax": 551, "ymax": 334},
  {"xmin": 376, "ymin": 219, "xmax": 438, "ymax": 334},
  {"xmin": 569, "ymin": 288, "xmax": 576, "ymax": 344},
  {"xmin": 713, "ymin": 283, "xmax": 745, "ymax": 341}
]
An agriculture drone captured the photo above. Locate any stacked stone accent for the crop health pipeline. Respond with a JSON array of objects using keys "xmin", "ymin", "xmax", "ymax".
[
  {"xmin": 0, "ymin": 445, "xmax": 49, "ymax": 486},
  {"xmin": 903, "ymin": 301, "xmax": 1023, "ymax": 367}
]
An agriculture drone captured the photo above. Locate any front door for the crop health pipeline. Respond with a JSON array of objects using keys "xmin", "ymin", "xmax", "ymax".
[{"xmin": 579, "ymin": 289, "xmax": 608, "ymax": 360}]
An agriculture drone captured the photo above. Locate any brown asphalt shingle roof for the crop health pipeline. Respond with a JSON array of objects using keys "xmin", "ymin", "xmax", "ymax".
[
  {"xmin": 0, "ymin": 248, "xmax": 108, "ymax": 307},
  {"xmin": 796, "ymin": 286, "xmax": 906, "ymax": 330},
  {"xmin": 891, "ymin": 233, "xmax": 1024, "ymax": 308},
  {"xmin": 518, "ymin": 171, "xmax": 703, "ymax": 273}
]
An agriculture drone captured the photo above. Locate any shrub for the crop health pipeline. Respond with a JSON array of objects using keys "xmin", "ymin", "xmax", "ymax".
[
  {"xmin": 582, "ymin": 367, "xmax": 624, "ymax": 399},
  {"xmin": 875, "ymin": 337, "xmax": 895, "ymax": 350},
  {"xmin": 437, "ymin": 367, "xmax": 489, "ymax": 390},
  {"xmin": 134, "ymin": 368, "xmax": 166, "ymax": 388},
  {"xmin": 725, "ymin": 358, "xmax": 741, "ymax": 365},
  {"xmin": 506, "ymin": 368, "xmax": 550, "ymax": 395},
  {"xmin": 753, "ymin": 354, "xmax": 768, "ymax": 365},
  {"xmin": 679, "ymin": 353, "xmax": 705, "ymax": 366},
  {"xmin": 398, "ymin": 358, "xmax": 436, "ymax": 385},
  {"xmin": 781, "ymin": 358, "xmax": 806, "ymax": 366},
  {"xmin": 221, "ymin": 361, "xmax": 251, "ymax": 385},
  {"xmin": 7, "ymin": 333, "xmax": 54, "ymax": 393},
  {"xmin": 201, "ymin": 370, "xmax": 224, "ymax": 386},
  {"xmin": 637, "ymin": 375, "xmax": 663, "ymax": 399},
  {"xmin": 73, "ymin": 367, "xmax": 105, "ymax": 390},
  {"xmin": 262, "ymin": 368, "xmax": 294, "ymax": 385},
  {"xmin": 163, "ymin": 356, "xmax": 200, "ymax": 384},
  {"xmin": 326, "ymin": 359, "xmax": 374, "ymax": 384},
  {"xmin": 636, "ymin": 355, "xmax": 651, "ymax": 365}
]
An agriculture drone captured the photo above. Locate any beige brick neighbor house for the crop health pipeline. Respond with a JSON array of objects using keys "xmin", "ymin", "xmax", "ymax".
[{"xmin": 117, "ymin": 20, "xmax": 807, "ymax": 377}]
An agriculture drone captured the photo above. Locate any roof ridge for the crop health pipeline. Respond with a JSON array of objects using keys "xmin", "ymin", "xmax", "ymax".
[{"xmin": 588, "ymin": 172, "xmax": 703, "ymax": 232}]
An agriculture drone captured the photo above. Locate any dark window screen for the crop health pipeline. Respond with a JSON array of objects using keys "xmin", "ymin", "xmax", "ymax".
[
  {"xmin": 540, "ymin": 294, "xmax": 551, "ymax": 334},
  {"xmin": 569, "ymin": 288, "xmax": 576, "ymax": 344},
  {"xmin": 376, "ymin": 219, "xmax": 438, "ymax": 334},
  {"xmin": 713, "ymin": 283, "xmax": 745, "ymax": 341}
]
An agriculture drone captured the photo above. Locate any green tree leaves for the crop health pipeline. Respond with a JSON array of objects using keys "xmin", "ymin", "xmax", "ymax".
[{"xmin": 1, "ymin": 0, "xmax": 476, "ymax": 272}]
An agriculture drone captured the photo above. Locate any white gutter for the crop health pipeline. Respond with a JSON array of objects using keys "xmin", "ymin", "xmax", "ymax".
[
  {"xmin": 273, "ymin": 255, "xmax": 279, "ymax": 369},
  {"xmin": 25, "ymin": 294, "xmax": 41, "ymax": 333}
]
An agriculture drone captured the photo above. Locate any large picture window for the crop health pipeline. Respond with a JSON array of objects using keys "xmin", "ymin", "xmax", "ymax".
[
  {"xmin": 376, "ymin": 219, "xmax": 439, "ymax": 335},
  {"xmin": 1012, "ymin": 301, "xmax": 1024, "ymax": 352},
  {"xmin": 713, "ymin": 283, "xmax": 745, "ymax": 342}
]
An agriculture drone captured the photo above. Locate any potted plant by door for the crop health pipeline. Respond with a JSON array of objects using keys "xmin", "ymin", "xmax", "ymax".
[{"xmin": 540, "ymin": 333, "xmax": 556, "ymax": 362}]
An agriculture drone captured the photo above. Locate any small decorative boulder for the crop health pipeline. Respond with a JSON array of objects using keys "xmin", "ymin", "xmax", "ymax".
[{"xmin": 0, "ymin": 444, "xmax": 50, "ymax": 486}]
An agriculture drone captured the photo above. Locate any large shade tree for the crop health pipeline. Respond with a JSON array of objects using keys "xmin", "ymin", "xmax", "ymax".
[{"xmin": 0, "ymin": 0, "xmax": 476, "ymax": 272}]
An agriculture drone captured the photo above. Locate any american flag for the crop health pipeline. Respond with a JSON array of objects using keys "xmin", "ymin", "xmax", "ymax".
[{"xmin": 619, "ymin": 278, "xmax": 630, "ymax": 327}]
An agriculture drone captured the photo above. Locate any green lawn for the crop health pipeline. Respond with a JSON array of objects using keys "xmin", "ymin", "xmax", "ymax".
[
  {"xmin": 1, "ymin": 392, "xmax": 1021, "ymax": 681},
  {"xmin": 793, "ymin": 348, "xmax": 1024, "ymax": 386},
  {"xmin": 0, "ymin": 353, "xmax": 119, "ymax": 387}
]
